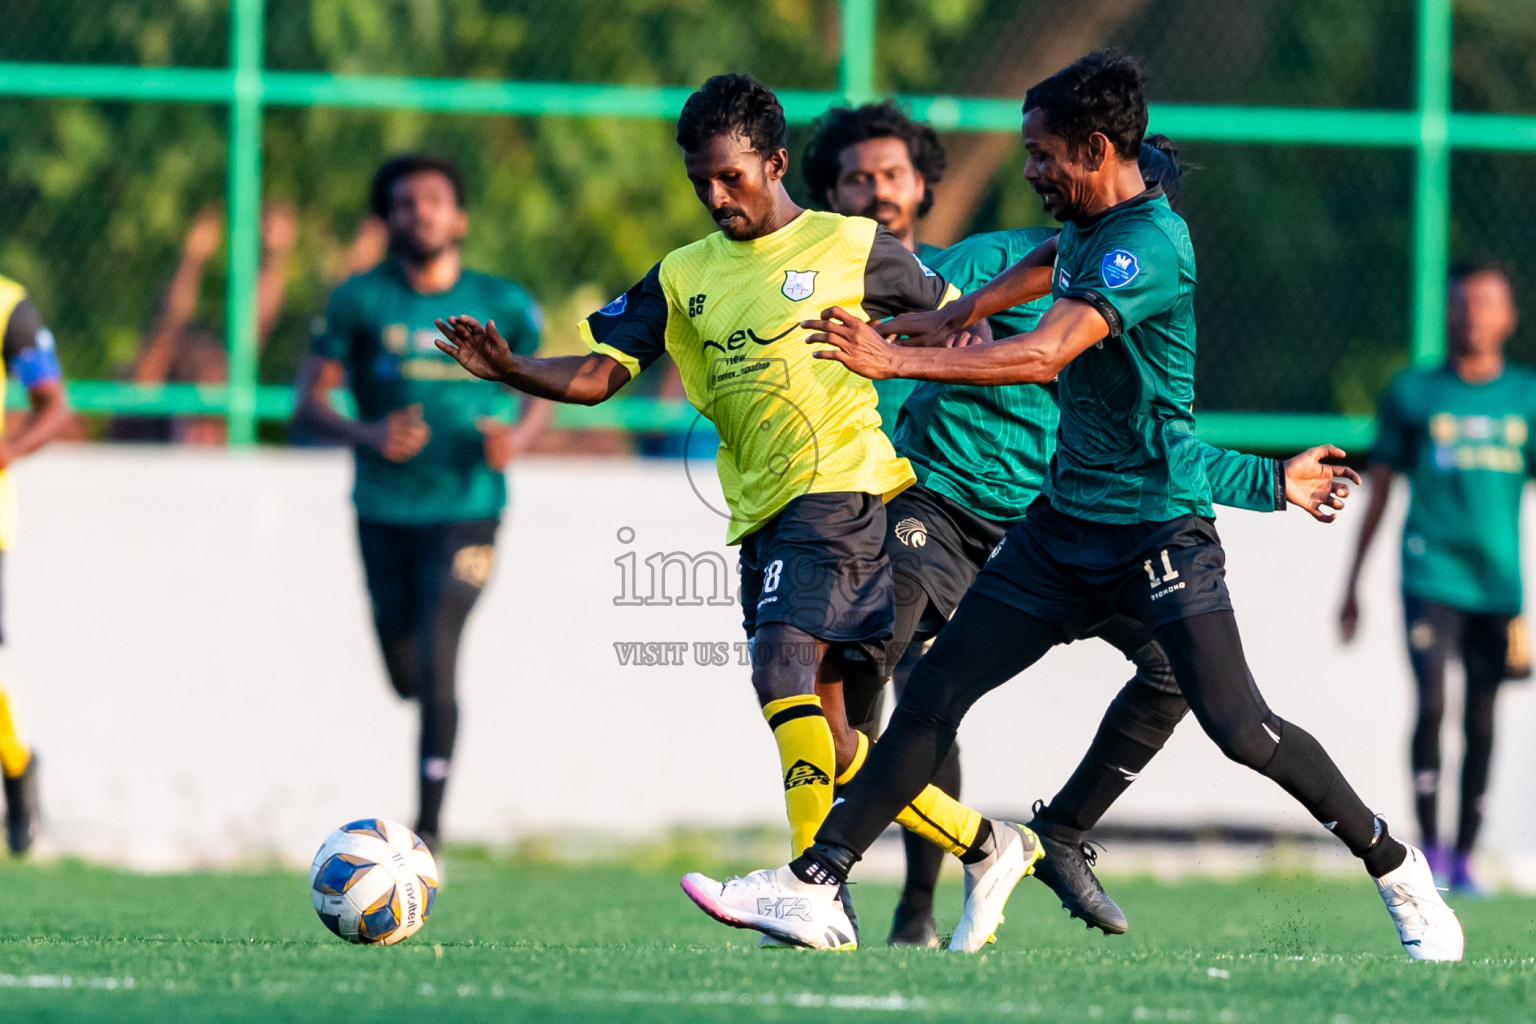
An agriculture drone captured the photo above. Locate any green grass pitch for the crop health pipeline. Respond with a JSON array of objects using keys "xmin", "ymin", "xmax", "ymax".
[{"xmin": 1, "ymin": 852, "xmax": 1532, "ymax": 1023}]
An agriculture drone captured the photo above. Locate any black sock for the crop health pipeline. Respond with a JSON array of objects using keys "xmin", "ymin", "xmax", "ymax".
[
  {"xmin": 958, "ymin": 819, "xmax": 995, "ymax": 865},
  {"xmin": 790, "ymin": 842, "xmax": 858, "ymax": 886},
  {"xmin": 1361, "ymin": 817, "xmax": 1408, "ymax": 878}
]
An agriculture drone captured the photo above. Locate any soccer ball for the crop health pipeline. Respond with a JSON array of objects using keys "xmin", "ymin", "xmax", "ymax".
[{"xmin": 309, "ymin": 818, "xmax": 439, "ymax": 944}]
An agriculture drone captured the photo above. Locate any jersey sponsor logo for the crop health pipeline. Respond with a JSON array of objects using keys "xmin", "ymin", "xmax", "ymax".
[
  {"xmin": 913, "ymin": 253, "xmax": 937, "ymax": 278},
  {"xmin": 782, "ymin": 270, "xmax": 817, "ymax": 301},
  {"xmin": 1057, "ymin": 267, "xmax": 1072, "ymax": 290},
  {"xmin": 783, "ymin": 759, "xmax": 831, "ymax": 790},
  {"xmin": 687, "ymin": 293, "xmax": 707, "ymax": 317},
  {"xmin": 701, "ymin": 324, "xmax": 797, "ymax": 354},
  {"xmin": 383, "ymin": 323, "xmax": 410, "ymax": 354},
  {"xmin": 597, "ymin": 292, "xmax": 628, "ymax": 317},
  {"xmin": 1101, "ymin": 248, "xmax": 1140, "ymax": 289},
  {"xmin": 894, "ymin": 517, "xmax": 928, "ymax": 547}
]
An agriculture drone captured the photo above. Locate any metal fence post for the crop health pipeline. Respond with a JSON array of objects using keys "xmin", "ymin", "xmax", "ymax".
[
  {"xmin": 226, "ymin": 0, "xmax": 265, "ymax": 446},
  {"xmin": 838, "ymin": 0, "xmax": 876, "ymax": 104},
  {"xmin": 1410, "ymin": 0, "xmax": 1453, "ymax": 368}
]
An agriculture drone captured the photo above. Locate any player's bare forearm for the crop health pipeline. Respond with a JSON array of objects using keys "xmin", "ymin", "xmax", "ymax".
[
  {"xmin": 966, "ymin": 237, "xmax": 1058, "ymax": 322},
  {"xmin": 808, "ymin": 298, "xmax": 1105, "ymax": 386},
  {"xmin": 3, "ymin": 381, "xmax": 70, "ymax": 462},
  {"xmin": 434, "ymin": 316, "xmax": 629, "ymax": 405},
  {"xmin": 1344, "ymin": 463, "xmax": 1394, "ymax": 587}
]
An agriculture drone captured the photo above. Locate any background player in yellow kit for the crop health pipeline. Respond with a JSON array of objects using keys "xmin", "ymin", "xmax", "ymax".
[{"xmin": 0, "ymin": 273, "xmax": 72, "ymax": 855}]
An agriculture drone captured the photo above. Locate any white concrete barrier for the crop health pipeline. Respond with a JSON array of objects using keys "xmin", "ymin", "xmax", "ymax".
[{"xmin": 4, "ymin": 446, "xmax": 1533, "ymax": 873}]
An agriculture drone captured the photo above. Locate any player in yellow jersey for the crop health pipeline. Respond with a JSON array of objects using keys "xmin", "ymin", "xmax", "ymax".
[
  {"xmin": 436, "ymin": 75, "xmax": 1038, "ymax": 948},
  {"xmin": 0, "ymin": 275, "xmax": 71, "ymax": 855}
]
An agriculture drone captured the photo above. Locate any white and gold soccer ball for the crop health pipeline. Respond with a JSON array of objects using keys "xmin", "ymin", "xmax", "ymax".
[{"xmin": 309, "ymin": 818, "xmax": 439, "ymax": 944}]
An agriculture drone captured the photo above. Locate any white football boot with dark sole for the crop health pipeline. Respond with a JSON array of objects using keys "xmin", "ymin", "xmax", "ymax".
[
  {"xmin": 681, "ymin": 866, "xmax": 857, "ymax": 950},
  {"xmin": 1376, "ymin": 844, "xmax": 1464, "ymax": 961},
  {"xmin": 949, "ymin": 821, "xmax": 1044, "ymax": 952}
]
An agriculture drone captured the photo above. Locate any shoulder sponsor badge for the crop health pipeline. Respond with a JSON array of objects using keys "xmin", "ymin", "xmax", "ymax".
[
  {"xmin": 782, "ymin": 270, "xmax": 817, "ymax": 301},
  {"xmin": 1101, "ymin": 249, "xmax": 1140, "ymax": 289},
  {"xmin": 913, "ymin": 253, "xmax": 937, "ymax": 277},
  {"xmin": 597, "ymin": 293, "xmax": 628, "ymax": 317}
]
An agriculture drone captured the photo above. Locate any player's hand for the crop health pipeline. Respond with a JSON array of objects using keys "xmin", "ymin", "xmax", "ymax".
[
  {"xmin": 874, "ymin": 304, "xmax": 969, "ymax": 349},
  {"xmin": 943, "ymin": 330, "xmax": 984, "ymax": 348},
  {"xmin": 803, "ymin": 306, "xmax": 904, "ymax": 379},
  {"xmin": 363, "ymin": 404, "xmax": 431, "ymax": 462},
  {"xmin": 435, "ymin": 315, "xmax": 517, "ymax": 383},
  {"xmin": 1283, "ymin": 444, "xmax": 1362, "ymax": 522},
  {"xmin": 185, "ymin": 206, "xmax": 223, "ymax": 262},
  {"xmin": 478, "ymin": 417, "xmax": 518, "ymax": 471},
  {"xmin": 1339, "ymin": 590, "xmax": 1361, "ymax": 644}
]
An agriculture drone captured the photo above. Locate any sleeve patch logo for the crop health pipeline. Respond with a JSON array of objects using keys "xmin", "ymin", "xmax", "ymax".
[
  {"xmin": 597, "ymin": 293, "xmax": 628, "ymax": 317},
  {"xmin": 1101, "ymin": 249, "xmax": 1140, "ymax": 289},
  {"xmin": 914, "ymin": 253, "xmax": 938, "ymax": 277},
  {"xmin": 782, "ymin": 270, "xmax": 817, "ymax": 301}
]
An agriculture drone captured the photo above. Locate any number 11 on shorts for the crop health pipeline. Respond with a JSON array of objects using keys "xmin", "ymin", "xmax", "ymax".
[{"xmin": 1143, "ymin": 548, "xmax": 1180, "ymax": 588}]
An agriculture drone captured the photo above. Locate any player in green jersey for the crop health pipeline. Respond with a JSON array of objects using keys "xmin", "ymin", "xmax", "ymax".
[
  {"xmin": 803, "ymin": 100, "xmax": 950, "ymax": 441},
  {"xmin": 292, "ymin": 155, "xmax": 551, "ymax": 853},
  {"xmin": 1340, "ymin": 261, "xmax": 1536, "ymax": 892},
  {"xmin": 802, "ymin": 100, "xmax": 962, "ymax": 945},
  {"xmin": 681, "ymin": 51, "xmax": 1462, "ymax": 961}
]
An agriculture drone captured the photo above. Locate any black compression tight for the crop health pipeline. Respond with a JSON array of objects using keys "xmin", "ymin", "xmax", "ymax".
[
  {"xmin": 1404, "ymin": 597, "xmax": 1508, "ymax": 852},
  {"xmin": 814, "ymin": 598, "xmax": 1398, "ymax": 875}
]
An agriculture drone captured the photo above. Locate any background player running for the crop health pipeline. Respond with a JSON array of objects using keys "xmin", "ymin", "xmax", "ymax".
[
  {"xmin": 0, "ymin": 273, "xmax": 72, "ymax": 855},
  {"xmin": 292, "ymin": 154, "xmax": 551, "ymax": 854},
  {"xmin": 434, "ymin": 78, "xmax": 990, "ymax": 945},
  {"xmin": 1340, "ymin": 260, "xmax": 1536, "ymax": 893},
  {"xmin": 681, "ymin": 51, "xmax": 1463, "ymax": 962}
]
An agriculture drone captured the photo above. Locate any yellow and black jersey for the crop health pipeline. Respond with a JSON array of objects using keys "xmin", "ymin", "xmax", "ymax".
[{"xmin": 580, "ymin": 211, "xmax": 959, "ymax": 543}]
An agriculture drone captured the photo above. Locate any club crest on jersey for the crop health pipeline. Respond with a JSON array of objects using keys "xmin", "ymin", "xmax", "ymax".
[
  {"xmin": 597, "ymin": 293, "xmax": 628, "ymax": 317},
  {"xmin": 1101, "ymin": 249, "xmax": 1140, "ymax": 289},
  {"xmin": 782, "ymin": 270, "xmax": 817, "ymax": 302}
]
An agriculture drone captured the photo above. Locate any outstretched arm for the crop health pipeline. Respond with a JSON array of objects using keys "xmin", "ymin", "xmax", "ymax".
[
  {"xmin": 805, "ymin": 297, "xmax": 1106, "ymax": 386},
  {"xmin": 873, "ymin": 236, "xmax": 1059, "ymax": 348},
  {"xmin": 435, "ymin": 315, "xmax": 630, "ymax": 405}
]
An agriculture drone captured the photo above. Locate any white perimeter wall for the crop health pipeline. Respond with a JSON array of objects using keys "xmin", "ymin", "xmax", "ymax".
[{"xmin": 5, "ymin": 446, "xmax": 1535, "ymax": 871}]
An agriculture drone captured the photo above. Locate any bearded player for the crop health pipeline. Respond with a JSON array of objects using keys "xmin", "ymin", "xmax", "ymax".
[{"xmin": 434, "ymin": 75, "xmax": 1022, "ymax": 948}]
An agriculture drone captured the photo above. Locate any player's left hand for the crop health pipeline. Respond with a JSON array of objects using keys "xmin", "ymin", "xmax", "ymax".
[
  {"xmin": 1283, "ymin": 444, "xmax": 1362, "ymax": 522},
  {"xmin": 435, "ymin": 315, "xmax": 518, "ymax": 383},
  {"xmin": 802, "ymin": 306, "xmax": 904, "ymax": 379},
  {"xmin": 478, "ymin": 417, "xmax": 519, "ymax": 471}
]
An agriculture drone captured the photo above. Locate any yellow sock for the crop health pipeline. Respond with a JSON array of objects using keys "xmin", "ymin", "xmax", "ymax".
[
  {"xmin": 830, "ymin": 726, "xmax": 982, "ymax": 857},
  {"xmin": 834, "ymin": 730, "xmax": 869, "ymax": 787},
  {"xmin": 763, "ymin": 694, "xmax": 836, "ymax": 856},
  {"xmin": 896, "ymin": 784, "xmax": 983, "ymax": 858},
  {"xmin": 0, "ymin": 685, "xmax": 31, "ymax": 779}
]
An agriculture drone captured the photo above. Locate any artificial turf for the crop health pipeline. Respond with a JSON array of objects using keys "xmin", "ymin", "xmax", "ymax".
[{"xmin": 1, "ymin": 850, "xmax": 1532, "ymax": 1023}]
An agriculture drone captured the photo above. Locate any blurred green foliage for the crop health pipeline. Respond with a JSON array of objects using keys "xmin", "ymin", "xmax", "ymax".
[{"xmin": 0, "ymin": 1, "xmax": 1534, "ymax": 414}]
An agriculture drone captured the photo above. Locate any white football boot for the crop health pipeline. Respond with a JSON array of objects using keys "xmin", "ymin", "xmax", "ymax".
[
  {"xmin": 1376, "ymin": 844, "xmax": 1464, "ymax": 961},
  {"xmin": 949, "ymin": 821, "xmax": 1044, "ymax": 952},
  {"xmin": 681, "ymin": 865, "xmax": 857, "ymax": 950}
]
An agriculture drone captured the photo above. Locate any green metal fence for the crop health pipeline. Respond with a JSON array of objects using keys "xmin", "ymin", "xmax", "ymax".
[{"xmin": 1, "ymin": 0, "xmax": 1531, "ymax": 450}]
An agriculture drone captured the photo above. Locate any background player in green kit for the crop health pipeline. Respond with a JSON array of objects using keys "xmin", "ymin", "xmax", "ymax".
[
  {"xmin": 681, "ymin": 51, "xmax": 1463, "ymax": 962},
  {"xmin": 803, "ymin": 101, "xmax": 949, "ymax": 438},
  {"xmin": 292, "ymin": 154, "xmax": 551, "ymax": 853},
  {"xmin": 1340, "ymin": 261, "xmax": 1536, "ymax": 892}
]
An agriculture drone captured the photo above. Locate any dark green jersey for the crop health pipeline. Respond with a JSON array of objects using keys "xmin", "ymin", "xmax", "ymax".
[
  {"xmin": 872, "ymin": 242, "xmax": 947, "ymax": 439},
  {"xmin": 896, "ymin": 228, "xmax": 1060, "ymax": 519},
  {"xmin": 1374, "ymin": 363, "xmax": 1536, "ymax": 614},
  {"xmin": 1049, "ymin": 187, "xmax": 1206, "ymax": 523},
  {"xmin": 896, "ymin": 225, "xmax": 1283, "ymax": 522},
  {"xmin": 311, "ymin": 262, "xmax": 541, "ymax": 524}
]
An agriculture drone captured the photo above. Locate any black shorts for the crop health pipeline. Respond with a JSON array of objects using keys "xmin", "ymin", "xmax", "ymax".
[
  {"xmin": 972, "ymin": 497, "xmax": 1233, "ymax": 636},
  {"xmin": 738, "ymin": 492, "xmax": 893, "ymax": 661},
  {"xmin": 885, "ymin": 485, "xmax": 1009, "ymax": 640}
]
